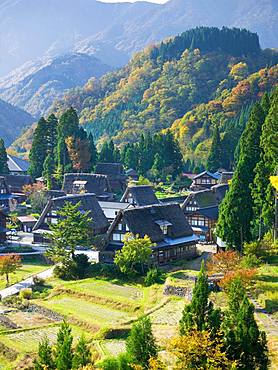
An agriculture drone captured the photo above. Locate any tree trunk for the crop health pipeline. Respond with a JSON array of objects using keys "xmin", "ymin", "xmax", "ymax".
[{"xmin": 5, "ymin": 273, "xmax": 9, "ymax": 287}]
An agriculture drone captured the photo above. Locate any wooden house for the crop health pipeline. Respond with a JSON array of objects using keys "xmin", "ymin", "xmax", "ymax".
[
  {"xmin": 101, "ymin": 203, "xmax": 198, "ymax": 265},
  {"xmin": 4, "ymin": 174, "xmax": 32, "ymax": 194},
  {"xmin": 0, "ymin": 176, "xmax": 16, "ymax": 211},
  {"xmin": 95, "ymin": 163, "xmax": 127, "ymax": 192},
  {"xmin": 190, "ymin": 171, "xmax": 220, "ymax": 191},
  {"xmin": 32, "ymin": 193, "xmax": 109, "ymax": 244},
  {"xmin": 7, "ymin": 155, "xmax": 30, "ymax": 175},
  {"xmin": 98, "ymin": 201, "xmax": 133, "ymax": 223},
  {"xmin": 182, "ymin": 184, "xmax": 228, "ymax": 242},
  {"xmin": 62, "ymin": 173, "xmax": 113, "ymax": 201},
  {"xmin": 120, "ymin": 185, "xmax": 160, "ymax": 207}
]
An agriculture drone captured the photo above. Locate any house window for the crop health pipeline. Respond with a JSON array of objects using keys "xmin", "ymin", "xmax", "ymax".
[
  {"xmin": 113, "ymin": 233, "xmax": 124, "ymax": 241},
  {"xmin": 161, "ymin": 225, "xmax": 168, "ymax": 235},
  {"xmin": 118, "ymin": 223, "xmax": 123, "ymax": 231}
]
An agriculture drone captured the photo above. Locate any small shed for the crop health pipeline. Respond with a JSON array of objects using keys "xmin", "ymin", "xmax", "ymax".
[{"xmin": 17, "ymin": 215, "xmax": 38, "ymax": 233}]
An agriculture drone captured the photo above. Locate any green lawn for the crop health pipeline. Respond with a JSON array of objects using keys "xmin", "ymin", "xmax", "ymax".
[
  {"xmin": 0, "ymin": 261, "xmax": 50, "ymax": 290},
  {"xmin": 253, "ymin": 256, "xmax": 278, "ymax": 318}
]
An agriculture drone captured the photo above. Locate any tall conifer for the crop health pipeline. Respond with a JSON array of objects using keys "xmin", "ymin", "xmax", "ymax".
[
  {"xmin": 29, "ymin": 117, "xmax": 48, "ymax": 179},
  {"xmin": 217, "ymin": 103, "xmax": 266, "ymax": 248},
  {"xmin": 206, "ymin": 126, "xmax": 223, "ymax": 172}
]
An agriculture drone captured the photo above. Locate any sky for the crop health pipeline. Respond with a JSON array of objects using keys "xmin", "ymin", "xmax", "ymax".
[{"xmin": 100, "ymin": 0, "xmax": 168, "ymax": 3}]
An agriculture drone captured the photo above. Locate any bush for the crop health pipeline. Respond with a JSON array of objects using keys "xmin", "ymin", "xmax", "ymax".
[
  {"xmin": 33, "ymin": 275, "xmax": 45, "ymax": 286},
  {"xmin": 54, "ymin": 254, "xmax": 91, "ymax": 280},
  {"xmin": 241, "ymin": 254, "xmax": 261, "ymax": 268},
  {"xmin": 88, "ymin": 263, "xmax": 122, "ymax": 279},
  {"xmin": 144, "ymin": 268, "xmax": 164, "ymax": 286},
  {"xmin": 19, "ymin": 288, "xmax": 32, "ymax": 300},
  {"xmin": 98, "ymin": 353, "xmax": 133, "ymax": 370},
  {"xmin": 2, "ymin": 295, "xmax": 28, "ymax": 309}
]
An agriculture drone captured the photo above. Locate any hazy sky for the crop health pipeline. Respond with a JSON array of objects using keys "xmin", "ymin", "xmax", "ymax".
[{"xmin": 100, "ymin": 0, "xmax": 168, "ymax": 3}]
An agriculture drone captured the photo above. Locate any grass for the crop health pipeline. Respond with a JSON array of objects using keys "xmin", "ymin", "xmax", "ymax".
[
  {"xmin": 0, "ymin": 260, "xmax": 49, "ymax": 290},
  {"xmin": 253, "ymin": 256, "xmax": 278, "ymax": 317}
]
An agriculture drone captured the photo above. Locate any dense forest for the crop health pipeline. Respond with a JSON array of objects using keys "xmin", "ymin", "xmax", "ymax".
[{"xmin": 11, "ymin": 27, "xmax": 278, "ymax": 169}]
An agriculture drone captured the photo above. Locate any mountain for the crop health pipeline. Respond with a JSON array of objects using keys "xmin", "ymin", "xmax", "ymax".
[
  {"xmin": 11, "ymin": 27, "xmax": 278, "ymax": 165},
  {"xmin": 0, "ymin": 53, "xmax": 111, "ymax": 118},
  {"xmin": 0, "ymin": 0, "xmax": 277, "ymax": 77},
  {"xmin": 0, "ymin": 99, "xmax": 34, "ymax": 146}
]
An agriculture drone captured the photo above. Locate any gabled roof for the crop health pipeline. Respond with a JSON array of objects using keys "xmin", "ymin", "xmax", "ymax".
[
  {"xmin": 193, "ymin": 171, "xmax": 220, "ymax": 180},
  {"xmin": 46, "ymin": 190, "xmax": 66, "ymax": 199},
  {"xmin": 109, "ymin": 203, "xmax": 193, "ymax": 243},
  {"xmin": 62, "ymin": 173, "xmax": 111, "ymax": 195},
  {"xmin": 33, "ymin": 193, "xmax": 109, "ymax": 232},
  {"xmin": 120, "ymin": 185, "xmax": 159, "ymax": 206},
  {"xmin": 4, "ymin": 174, "xmax": 32, "ymax": 192},
  {"xmin": 7, "ymin": 155, "xmax": 30, "ymax": 173},
  {"xmin": 182, "ymin": 184, "xmax": 228, "ymax": 210},
  {"xmin": 95, "ymin": 163, "xmax": 125, "ymax": 177},
  {"xmin": 195, "ymin": 206, "xmax": 219, "ymax": 220}
]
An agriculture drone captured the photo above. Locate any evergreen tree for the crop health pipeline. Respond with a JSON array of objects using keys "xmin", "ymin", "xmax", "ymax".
[
  {"xmin": 206, "ymin": 126, "xmax": 222, "ymax": 172},
  {"xmin": 98, "ymin": 140, "xmax": 118, "ymax": 163},
  {"xmin": 223, "ymin": 279, "xmax": 269, "ymax": 370},
  {"xmin": 29, "ymin": 117, "xmax": 48, "ymax": 179},
  {"xmin": 0, "ymin": 138, "xmax": 9, "ymax": 175},
  {"xmin": 88, "ymin": 133, "xmax": 98, "ymax": 169},
  {"xmin": 56, "ymin": 108, "xmax": 80, "ymax": 175},
  {"xmin": 55, "ymin": 322, "xmax": 73, "ymax": 370},
  {"xmin": 72, "ymin": 334, "xmax": 91, "ymax": 369},
  {"xmin": 179, "ymin": 261, "xmax": 221, "ymax": 336},
  {"xmin": 43, "ymin": 153, "xmax": 55, "ymax": 190},
  {"xmin": 34, "ymin": 338, "xmax": 55, "ymax": 370},
  {"xmin": 217, "ymin": 103, "xmax": 266, "ymax": 249},
  {"xmin": 126, "ymin": 316, "xmax": 157, "ymax": 368},
  {"xmin": 252, "ymin": 90, "xmax": 278, "ymax": 235}
]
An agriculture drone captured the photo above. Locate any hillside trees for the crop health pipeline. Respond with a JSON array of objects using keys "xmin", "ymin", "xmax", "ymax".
[
  {"xmin": 0, "ymin": 138, "xmax": 9, "ymax": 175},
  {"xmin": 252, "ymin": 90, "xmax": 278, "ymax": 236},
  {"xmin": 29, "ymin": 117, "xmax": 49, "ymax": 179},
  {"xmin": 217, "ymin": 102, "xmax": 266, "ymax": 248},
  {"xmin": 206, "ymin": 126, "xmax": 223, "ymax": 172}
]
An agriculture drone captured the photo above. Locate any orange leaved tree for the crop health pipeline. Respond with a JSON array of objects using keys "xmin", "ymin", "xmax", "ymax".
[{"xmin": 0, "ymin": 254, "xmax": 22, "ymax": 286}]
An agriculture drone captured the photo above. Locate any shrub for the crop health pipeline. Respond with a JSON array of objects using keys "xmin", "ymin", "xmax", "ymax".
[
  {"xmin": 144, "ymin": 268, "xmax": 164, "ymax": 286},
  {"xmin": 2, "ymin": 295, "xmax": 28, "ymax": 309},
  {"xmin": 19, "ymin": 288, "xmax": 32, "ymax": 300},
  {"xmin": 73, "ymin": 254, "xmax": 91, "ymax": 279},
  {"xmin": 33, "ymin": 275, "xmax": 45, "ymax": 286},
  {"xmin": 241, "ymin": 254, "xmax": 261, "ymax": 268},
  {"xmin": 88, "ymin": 263, "xmax": 122, "ymax": 280},
  {"xmin": 54, "ymin": 254, "xmax": 91, "ymax": 280}
]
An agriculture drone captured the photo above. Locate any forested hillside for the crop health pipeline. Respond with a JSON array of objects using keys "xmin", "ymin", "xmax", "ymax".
[{"xmin": 46, "ymin": 27, "xmax": 278, "ymax": 168}]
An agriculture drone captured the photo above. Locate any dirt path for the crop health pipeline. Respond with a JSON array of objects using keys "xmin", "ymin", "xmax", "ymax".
[{"xmin": 248, "ymin": 294, "xmax": 278, "ymax": 368}]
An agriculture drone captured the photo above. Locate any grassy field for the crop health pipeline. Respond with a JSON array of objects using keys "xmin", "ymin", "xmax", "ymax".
[{"xmin": 0, "ymin": 260, "xmax": 49, "ymax": 290}]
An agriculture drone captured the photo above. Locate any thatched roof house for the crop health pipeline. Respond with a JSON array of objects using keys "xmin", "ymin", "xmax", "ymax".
[
  {"xmin": 4, "ymin": 174, "xmax": 32, "ymax": 194},
  {"xmin": 62, "ymin": 173, "xmax": 113, "ymax": 200},
  {"xmin": 33, "ymin": 193, "xmax": 109, "ymax": 244},
  {"xmin": 120, "ymin": 185, "xmax": 159, "ymax": 207},
  {"xmin": 102, "ymin": 203, "xmax": 198, "ymax": 264},
  {"xmin": 95, "ymin": 163, "xmax": 127, "ymax": 192}
]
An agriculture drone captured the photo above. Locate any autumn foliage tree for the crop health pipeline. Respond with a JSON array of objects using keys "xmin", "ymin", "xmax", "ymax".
[{"xmin": 0, "ymin": 254, "xmax": 22, "ymax": 286}]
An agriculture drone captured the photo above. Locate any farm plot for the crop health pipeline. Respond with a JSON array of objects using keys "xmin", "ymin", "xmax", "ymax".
[
  {"xmin": 99, "ymin": 340, "xmax": 126, "ymax": 357},
  {"xmin": 149, "ymin": 298, "xmax": 185, "ymax": 326},
  {"xmin": 39, "ymin": 294, "xmax": 135, "ymax": 327},
  {"xmin": 0, "ymin": 324, "xmax": 85, "ymax": 354},
  {"xmin": 5, "ymin": 310, "xmax": 55, "ymax": 328}
]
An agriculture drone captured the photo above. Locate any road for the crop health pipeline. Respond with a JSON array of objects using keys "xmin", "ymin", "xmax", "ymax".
[{"xmin": 0, "ymin": 267, "xmax": 54, "ymax": 299}]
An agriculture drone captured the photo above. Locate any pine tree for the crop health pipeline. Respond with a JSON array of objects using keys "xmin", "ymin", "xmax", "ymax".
[
  {"xmin": 56, "ymin": 108, "xmax": 80, "ymax": 175},
  {"xmin": 223, "ymin": 279, "xmax": 269, "ymax": 369},
  {"xmin": 217, "ymin": 102, "xmax": 266, "ymax": 249},
  {"xmin": 29, "ymin": 117, "xmax": 48, "ymax": 179},
  {"xmin": 99, "ymin": 140, "xmax": 116, "ymax": 163},
  {"xmin": 43, "ymin": 153, "xmax": 55, "ymax": 190},
  {"xmin": 0, "ymin": 138, "xmax": 9, "ymax": 175},
  {"xmin": 179, "ymin": 261, "xmax": 221, "ymax": 336},
  {"xmin": 88, "ymin": 133, "xmax": 98, "ymax": 169},
  {"xmin": 206, "ymin": 126, "xmax": 223, "ymax": 172},
  {"xmin": 34, "ymin": 338, "xmax": 55, "ymax": 370},
  {"xmin": 72, "ymin": 334, "xmax": 91, "ymax": 369},
  {"xmin": 252, "ymin": 89, "xmax": 278, "ymax": 235},
  {"xmin": 126, "ymin": 316, "xmax": 157, "ymax": 368},
  {"xmin": 55, "ymin": 322, "xmax": 73, "ymax": 370}
]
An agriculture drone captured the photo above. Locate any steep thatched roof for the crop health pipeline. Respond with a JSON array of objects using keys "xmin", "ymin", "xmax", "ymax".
[
  {"xmin": 7, "ymin": 155, "xmax": 30, "ymax": 173},
  {"xmin": 95, "ymin": 163, "xmax": 125, "ymax": 177},
  {"xmin": 62, "ymin": 173, "xmax": 111, "ymax": 196},
  {"xmin": 182, "ymin": 184, "xmax": 228, "ymax": 210},
  {"xmin": 33, "ymin": 193, "xmax": 109, "ymax": 232},
  {"xmin": 121, "ymin": 185, "xmax": 159, "ymax": 206},
  {"xmin": 111, "ymin": 203, "xmax": 193, "ymax": 243},
  {"xmin": 4, "ymin": 174, "xmax": 32, "ymax": 193}
]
